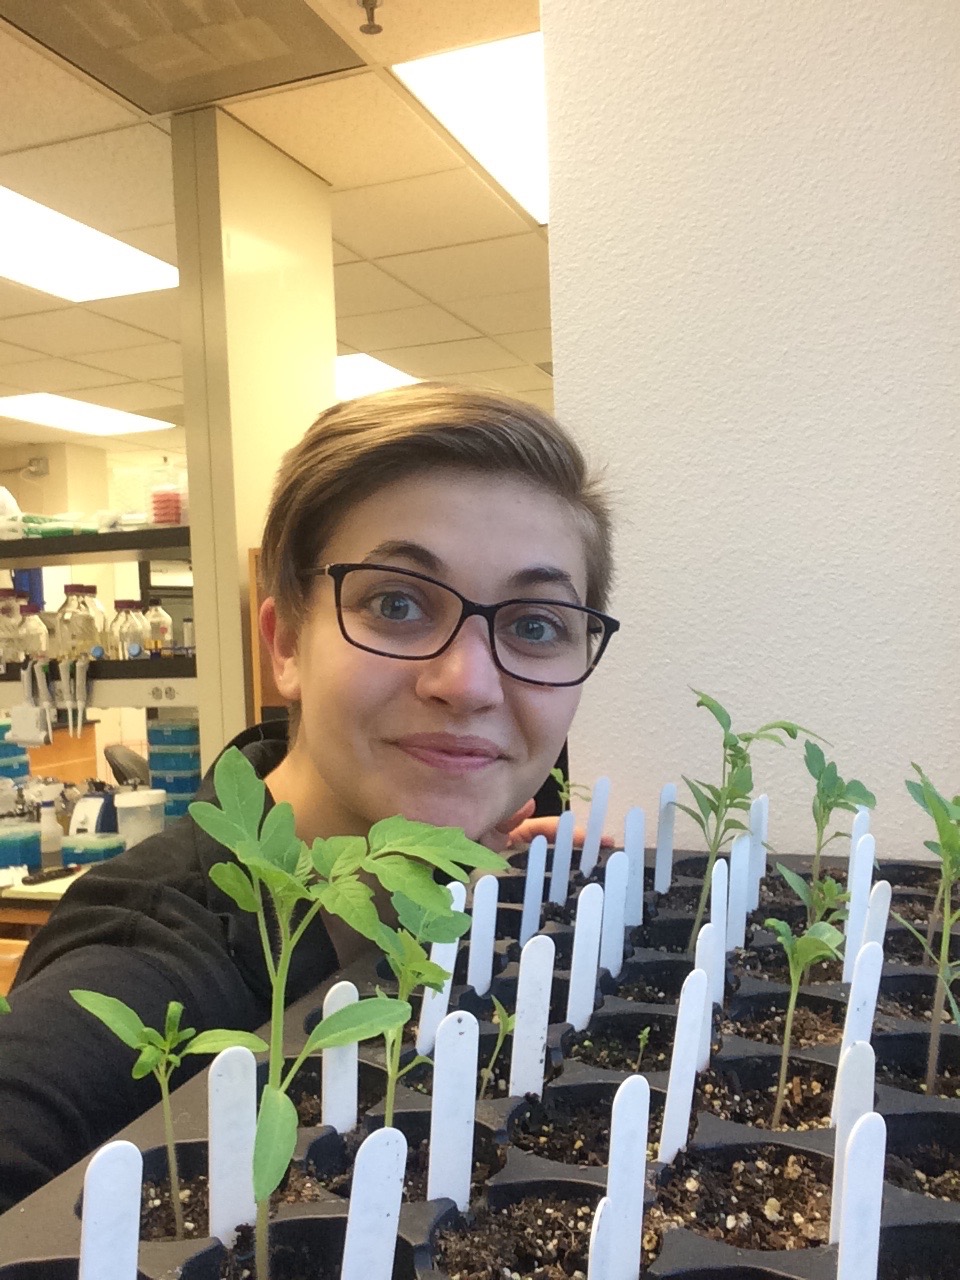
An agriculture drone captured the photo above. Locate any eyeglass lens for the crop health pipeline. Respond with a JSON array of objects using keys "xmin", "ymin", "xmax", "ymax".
[{"xmin": 337, "ymin": 566, "xmax": 603, "ymax": 683}]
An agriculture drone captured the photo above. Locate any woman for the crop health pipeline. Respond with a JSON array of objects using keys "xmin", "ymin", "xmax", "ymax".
[{"xmin": 0, "ymin": 383, "xmax": 618, "ymax": 1211}]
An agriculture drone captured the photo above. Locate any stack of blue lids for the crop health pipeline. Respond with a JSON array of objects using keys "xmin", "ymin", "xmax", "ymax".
[
  {"xmin": 147, "ymin": 721, "xmax": 201, "ymax": 820},
  {"xmin": 0, "ymin": 734, "xmax": 30, "ymax": 781}
]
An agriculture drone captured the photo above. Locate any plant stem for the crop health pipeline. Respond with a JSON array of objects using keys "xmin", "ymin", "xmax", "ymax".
[
  {"xmin": 925, "ymin": 890, "xmax": 953, "ymax": 1094},
  {"xmin": 771, "ymin": 981, "xmax": 799, "ymax": 1129},
  {"xmin": 688, "ymin": 826, "xmax": 724, "ymax": 953},
  {"xmin": 255, "ymin": 1197, "xmax": 270, "ymax": 1279},
  {"xmin": 479, "ymin": 1027, "xmax": 507, "ymax": 1101},
  {"xmin": 383, "ymin": 1027, "xmax": 403, "ymax": 1126},
  {"xmin": 158, "ymin": 1070, "xmax": 184, "ymax": 1239},
  {"xmin": 925, "ymin": 882, "xmax": 944, "ymax": 970}
]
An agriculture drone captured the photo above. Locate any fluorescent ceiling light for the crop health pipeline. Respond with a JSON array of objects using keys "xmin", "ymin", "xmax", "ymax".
[
  {"xmin": 393, "ymin": 33, "xmax": 548, "ymax": 225},
  {"xmin": 335, "ymin": 354, "xmax": 417, "ymax": 401},
  {"xmin": 0, "ymin": 186, "xmax": 179, "ymax": 302},
  {"xmin": 0, "ymin": 393, "xmax": 175, "ymax": 437}
]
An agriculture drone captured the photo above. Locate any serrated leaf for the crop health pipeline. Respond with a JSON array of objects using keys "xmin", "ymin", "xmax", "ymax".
[
  {"xmin": 183, "ymin": 1029, "xmax": 269, "ymax": 1056},
  {"xmin": 392, "ymin": 892, "xmax": 470, "ymax": 943},
  {"xmin": 318, "ymin": 878, "xmax": 384, "ymax": 944},
  {"xmin": 366, "ymin": 856, "xmax": 453, "ymax": 916},
  {"xmin": 309, "ymin": 837, "xmax": 339, "ymax": 880},
  {"xmin": 132, "ymin": 1045, "xmax": 164, "ymax": 1079},
  {"xmin": 682, "ymin": 776, "xmax": 714, "ymax": 823},
  {"xmin": 258, "ymin": 802, "xmax": 302, "ymax": 874},
  {"xmin": 389, "ymin": 930, "xmax": 450, "ymax": 993},
  {"xmin": 804, "ymin": 740, "xmax": 826, "ymax": 781},
  {"xmin": 302, "ymin": 995, "xmax": 411, "ymax": 1054},
  {"xmin": 245, "ymin": 857, "xmax": 314, "ymax": 908},
  {"xmin": 209, "ymin": 861, "xmax": 259, "ymax": 913},
  {"xmin": 843, "ymin": 779, "xmax": 876, "ymax": 809},
  {"xmin": 328, "ymin": 837, "xmax": 369, "ymax": 879},
  {"xmin": 188, "ymin": 801, "xmax": 246, "ymax": 855},
  {"xmin": 253, "ymin": 1086, "xmax": 298, "ymax": 1203},
  {"xmin": 213, "ymin": 747, "xmax": 266, "ymax": 840},
  {"xmin": 367, "ymin": 817, "xmax": 506, "ymax": 875},
  {"xmin": 692, "ymin": 689, "xmax": 731, "ymax": 732},
  {"xmin": 71, "ymin": 990, "xmax": 147, "ymax": 1050}
]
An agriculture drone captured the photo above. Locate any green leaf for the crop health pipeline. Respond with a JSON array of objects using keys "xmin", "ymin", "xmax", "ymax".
[
  {"xmin": 728, "ymin": 765, "xmax": 753, "ymax": 799},
  {"xmin": 392, "ymin": 892, "xmax": 470, "ymax": 943},
  {"xmin": 309, "ymin": 837, "xmax": 339, "ymax": 880},
  {"xmin": 764, "ymin": 917, "xmax": 795, "ymax": 950},
  {"xmin": 318, "ymin": 878, "xmax": 385, "ymax": 944},
  {"xmin": 367, "ymin": 856, "xmax": 455, "ymax": 916},
  {"xmin": 71, "ymin": 990, "xmax": 147, "ymax": 1050},
  {"xmin": 682, "ymin": 776, "xmax": 714, "ymax": 823},
  {"xmin": 213, "ymin": 747, "xmax": 266, "ymax": 841},
  {"xmin": 843, "ymin": 779, "xmax": 876, "ymax": 809},
  {"xmin": 164, "ymin": 1001, "xmax": 184, "ymax": 1043},
  {"xmin": 0, "ymin": 995, "xmax": 9, "ymax": 1015},
  {"xmin": 258, "ymin": 802, "xmax": 302, "ymax": 874},
  {"xmin": 183, "ymin": 1029, "xmax": 269, "ymax": 1056},
  {"xmin": 820, "ymin": 761, "xmax": 839, "ymax": 798},
  {"xmin": 491, "ymin": 993, "xmax": 517, "ymax": 1034},
  {"xmin": 755, "ymin": 720, "xmax": 821, "ymax": 742},
  {"xmin": 302, "ymin": 995, "xmax": 412, "ymax": 1054},
  {"xmin": 385, "ymin": 930, "xmax": 450, "ymax": 993},
  {"xmin": 140, "ymin": 1026, "xmax": 166, "ymax": 1050},
  {"xmin": 367, "ymin": 817, "xmax": 506, "ymax": 876},
  {"xmin": 777, "ymin": 862, "xmax": 813, "ymax": 911},
  {"xmin": 208, "ymin": 861, "xmax": 259, "ymax": 913},
  {"xmin": 673, "ymin": 802, "xmax": 708, "ymax": 835},
  {"xmin": 245, "ymin": 857, "xmax": 314, "ymax": 907},
  {"xmin": 329, "ymin": 837, "xmax": 370, "ymax": 879},
  {"xmin": 691, "ymin": 689, "xmax": 731, "ymax": 732},
  {"xmin": 905, "ymin": 778, "xmax": 929, "ymax": 813},
  {"xmin": 253, "ymin": 1086, "xmax": 298, "ymax": 1203},
  {"xmin": 793, "ymin": 922, "xmax": 844, "ymax": 972},
  {"xmin": 187, "ymin": 801, "xmax": 246, "ymax": 855},
  {"xmin": 131, "ymin": 1045, "xmax": 164, "ymax": 1080},
  {"xmin": 804, "ymin": 740, "xmax": 826, "ymax": 781}
]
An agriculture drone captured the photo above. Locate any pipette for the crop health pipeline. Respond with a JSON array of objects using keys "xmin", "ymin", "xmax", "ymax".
[{"xmin": 34, "ymin": 661, "xmax": 54, "ymax": 745}]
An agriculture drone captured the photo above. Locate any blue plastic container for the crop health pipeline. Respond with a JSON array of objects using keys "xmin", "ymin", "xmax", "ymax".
[
  {"xmin": 62, "ymin": 834, "xmax": 126, "ymax": 865},
  {"xmin": 164, "ymin": 796, "xmax": 192, "ymax": 822},
  {"xmin": 148, "ymin": 746, "xmax": 201, "ymax": 773},
  {"xmin": 0, "ymin": 755, "xmax": 30, "ymax": 780},
  {"xmin": 150, "ymin": 770, "xmax": 201, "ymax": 797},
  {"xmin": 0, "ymin": 740, "xmax": 25, "ymax": 759},
  {"xmin": 147, "ymin": 722, "xmax": 200, "ymax": 747},
  {"xmin": 0, "ymin": 823, "xmax": 41, "ymax": 870}
]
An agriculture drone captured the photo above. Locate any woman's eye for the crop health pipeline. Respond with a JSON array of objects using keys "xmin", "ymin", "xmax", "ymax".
[
  {"xmin": 511, "ymin": 614, "xmax": 562, "ymax": 644},
  {"xmin": 371, "ymin": 592, "xmax": 423, "ymax": 622}
]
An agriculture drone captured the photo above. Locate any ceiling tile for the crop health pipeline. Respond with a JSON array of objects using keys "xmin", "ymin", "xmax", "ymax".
[
  {"xmin": 0, "ymin": 278, "xmax": 65, "ymax": 321},
  {"xmin": 70, "ymin": 383, "xmax": 182, "ymax": 413},
  {"xmin": 374, "ymin": 338, "xmax": 520, "ymax": 378},
  {"xmin": 0, "ymin": 124, "xmax": 174, "ymax": 235},
  {"xmin": 116, "ymin": 224, "xmax": 178, "ymax": 266},
  {"xmin": 332, "ymin": 242, "xmax": 359, "ymax": 265},
  {"xmin": 0, "ymin": 338, "xmax": 41, "ymax": 366},
  {"xmin": 338, "ymin": 304, "xmax": 477, "ymax": 351},
  {"xmin": 447, "ymin": 288, "xmax": 551, "ymax": 336},
  {"xmin": 334, "ymin": 262, "xmax": 423, "ymax": 316},
  {"xmin": 0, "ymin": 357, "xmax": 124, "ymax": 392},
  {"xmin": 82, "ymin": 342, "xmax": 182, "ymax": 380},
  {"xmin": 470, "ymin": 365, "xmax": 553, "ymax": 393},
  {"xmin": 0, "ymin": 25, "xmax": 137, "ymax": 155},
  {"xmin": 303, "ymin": 0, "xmax": 539, "ymax": 66},
  {"xmin": 86, "ymin": 290, "xmax": 181, "ymax": 342},
  {"xmin": 497, "ymin": 328, "xmax": 552, "ymax": 364},
  {"xmin": 331, "ymin": 168, "xmax": 528, "ymax": 259},
  {"xmin": 337, "ymin": 342, "xmax": 357, "ymax": 356},
  {"xmin": 518, "ymin": 388, "xmax": 554, "ymax": 413},
  {"xmin": 380, "ymin": 233, "xmax": 548, "ymax": 301},
  {"xmin": 0, "ymin": 308, "xmax": 165, "ymax": 358},
  {"xmin": 153, "ymin": 376, "xmax": 183, "ymax": 392},
  {"xmin": 227, "ymin": 72, "xmax": 462, "ymax": 189}
]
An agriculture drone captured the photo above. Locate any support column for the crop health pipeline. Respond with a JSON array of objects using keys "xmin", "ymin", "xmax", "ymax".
[
  {"xmin": 172, "ymin": 108, "xmax": 336, "ymax": 764},
  {"xmin": 542, "ymin": 0, "xmax": 960, "ymax": 851}
]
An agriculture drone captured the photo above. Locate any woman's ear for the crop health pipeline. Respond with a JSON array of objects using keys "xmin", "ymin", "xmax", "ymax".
[{"xmin": 260, "ymin": 597, "xmax": 301, "ymax": 702}]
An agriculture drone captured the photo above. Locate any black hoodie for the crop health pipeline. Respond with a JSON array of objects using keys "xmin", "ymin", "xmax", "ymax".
[{"xmin": 0, "ymin": 721, "xmax": 338, "ymax": 1212}]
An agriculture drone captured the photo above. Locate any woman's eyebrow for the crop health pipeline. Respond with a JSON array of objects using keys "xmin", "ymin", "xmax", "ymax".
[
  {"xmin": 362, "ymin": 540, "xmax": 443, "ymax": 572},
  {"xmin": 362, "ymin": 541, "xmax": 583, "ymax": 604},
  {"xmin": 508, "ymin": 567, "xmax": 583, "ymax": 604}
]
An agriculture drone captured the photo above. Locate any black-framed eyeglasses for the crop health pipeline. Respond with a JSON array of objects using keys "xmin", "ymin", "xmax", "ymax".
[{"xmin": 300, "ymin": 562, "xmax": 620, "ymax": 688}]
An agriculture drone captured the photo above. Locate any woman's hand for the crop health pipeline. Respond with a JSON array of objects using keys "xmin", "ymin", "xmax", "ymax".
[{"xmin": 481, "ymin": 799, "xmax": 616, "ymax": 852}]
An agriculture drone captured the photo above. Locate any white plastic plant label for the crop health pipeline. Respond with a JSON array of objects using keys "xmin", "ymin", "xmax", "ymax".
[
  {"xmin": 710, "ymin": 857, "xmax": 728, "ymax": 993},
  {"xmin": 208, "ymin": 1045, "xmax": 257, "ymax": 1245},
  {"xmin": 579, "ymin": 775, "xmax": 611, "ymax": 877},
  {"xmin": 587, "ymin": 1194, "xmax": 612, "ymax": 1280},
  {"xmin": 605, "ymin": 1074, "xmax": 650, "ymax": 1280},
  {"xmin": 340, "ymin": 1127, "xmax": 407, "ymax": 1280},
  {"xmin": 850, "ymin": 805, "xmax": 871, "ymax": 855},
  {"xmin": 829, "ymin": 1041, "xmax": 876, "ymax": 1243},
  {"xmin": 658, "ymin": 968, "xmax": 709, "ymax": 1165},
  {"xmin": 509, "ymin": 933, "xmax": 555, "ymax": 1097},
  {"xmin": 548, "ymin": 809, "xmax": 576, "ymax": 905},
  {"xmin": 467, "ymin": 874, "xmax": 499, "ymax": 996},
  {"xmin": 654, "ymin": 782, "xmax": 677, "ymax": 894},
  {"xmin": 600, "ymin": 850, "xmax": 629, "ymax": 979},
  {"xmin": 520, "ymin": 833, "xmax": 548, "ymax": 946},
  {"xmin": 726, "ymin": 832, "xmax": 751, "ymax": 951},
  {"xmin": 427, "ymin": 1010, "xmax": 479, "ymax": 1210},
  {"xmin": 694, "ymin": 922, "xmax": 717, "ymax": 1067},
  {"xmin": 623, "ymin": 806, "xmax": 646, "ymax": 927},
  {"xmin": 78, "ymin": 1140, "xmax": 142, "ymax": 1280},
  {"xmin": 836, "ymin": 1111, "xmax": 886, "ymax": 1280},
  {"xmin": 831, "ymin": 941, "xmax": 883, "ymax": 1122},
  {"xmin": 747, "ymin": 793, "xmax": 769, "ymax": 911},
  {"xmin": 565, "ymin": 882, "xmax": 604, "ymax": 1032},
  {"xmin": 322, "ymin": 981, "xmax": 359, "ymax": 1135},
  {"xmin": 843, "ymin": 833, "xmax": 875, "ymax": 984},
  {"xmin": 416, "ymin": 881, "xmax": 467, "ymax": 1055},
  {"xmin": 862, "ymin": 879, "xmax": 892, "ymax": 951}
]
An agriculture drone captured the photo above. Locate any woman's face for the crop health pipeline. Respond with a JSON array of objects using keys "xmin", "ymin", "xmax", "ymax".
[{"xmin": 266, "ymin": 467, "xmax": 590, "ymax": 842}]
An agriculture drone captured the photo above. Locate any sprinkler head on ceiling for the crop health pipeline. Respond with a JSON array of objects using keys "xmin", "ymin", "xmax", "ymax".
[{"xmin": 358, "ymin": 0, "xmax": 383, "ymax": 34}]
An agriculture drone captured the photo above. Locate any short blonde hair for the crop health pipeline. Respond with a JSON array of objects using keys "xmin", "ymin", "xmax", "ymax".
[{"xmin": 261, "ymin": 381, "xmax": 613, "ymax": 650}]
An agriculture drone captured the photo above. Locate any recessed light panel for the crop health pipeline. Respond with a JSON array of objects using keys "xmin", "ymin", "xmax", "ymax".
[
  {"xmin": 335, "ymin": 354, "xmax": 418, "ymax": 402},
  {"xmin": 0, "ymin": 186, "xmax": 179, "ymax": 303},
  {"xmin": 393, "ymin": 33, "xmax": 549, "ymax": 225},
  {"xmin": 0, "ymin": 393, "xmax": 175, "ymax": 437}
]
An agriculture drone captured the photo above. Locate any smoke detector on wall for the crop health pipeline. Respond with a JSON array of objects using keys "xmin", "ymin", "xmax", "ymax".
[{"xmin": 358, "ymin": 0, "xmax": 383, "ymax": 34}]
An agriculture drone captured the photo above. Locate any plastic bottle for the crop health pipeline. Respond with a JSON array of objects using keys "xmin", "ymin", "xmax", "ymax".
[
  {"xmin": 0, "ymin": 589, "xmax": 19, "ymax": 665},
  {"xmin": 182, "ymin": 617, "xmax": 194, "ymax": 650},
  {"xmin": 114, "ymin": 601, "xmax": 147, "ymax": 659},
  {"xmin": 81, "ymin": 586, "xmax": 108, "ymax": 647},
  {"xmin": 39, "ymin": 799, "xmax": 62, "ymax": 861},
  {"xmin": 54, "ymin": 584, "xmax": 97, "ymax": 658},
  {"xmin": 144, "ymin": 597, "xmax": 173, "ymax": 652},
  {"xmin": 17, "ymin": 605, "xmax": 48, "ymax": 658},
  {"xmin": 151, "ymin": 457, "xmax": 182, "ymax": 525}
]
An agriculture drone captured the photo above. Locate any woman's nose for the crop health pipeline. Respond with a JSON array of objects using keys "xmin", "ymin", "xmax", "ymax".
[{"xmin": 414, "ymin": 617, "xmax": 505, "ymax": 710}]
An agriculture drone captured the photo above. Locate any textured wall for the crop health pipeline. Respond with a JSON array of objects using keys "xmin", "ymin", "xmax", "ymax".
[{"xmin": 542, "ymin": 0, "xmax": 960, "ymax": 855}]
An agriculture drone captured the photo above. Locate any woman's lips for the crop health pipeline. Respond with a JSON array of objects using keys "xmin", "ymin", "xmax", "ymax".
[{"xmin": 393, "ymin": 734, "xmax": 505, "ymax": 775}]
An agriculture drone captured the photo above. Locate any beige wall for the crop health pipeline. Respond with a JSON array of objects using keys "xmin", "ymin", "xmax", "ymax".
[{"xmin": 543, "ymin": 0, "xmax": 960, "ymax": 855}]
